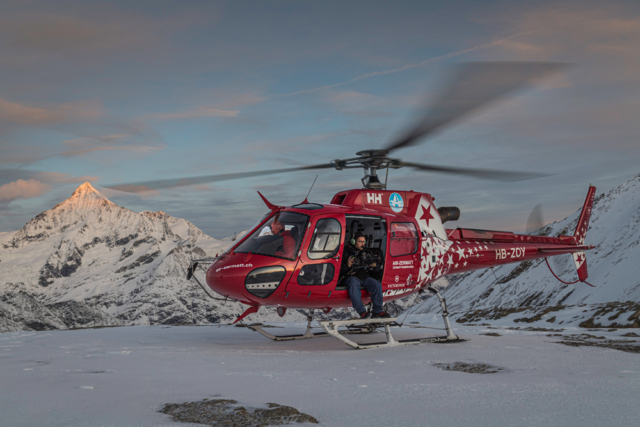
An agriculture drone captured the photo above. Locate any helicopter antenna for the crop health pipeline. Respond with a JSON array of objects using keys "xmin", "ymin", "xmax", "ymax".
[{"xmin": 303, "ymin": 175, "xmax": 318, "ymax": 203}]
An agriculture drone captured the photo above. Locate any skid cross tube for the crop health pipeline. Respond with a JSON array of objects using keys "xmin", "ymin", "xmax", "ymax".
[{"xmin": 319, "ymin": 318, "xmax": 463, "ymax": 349}]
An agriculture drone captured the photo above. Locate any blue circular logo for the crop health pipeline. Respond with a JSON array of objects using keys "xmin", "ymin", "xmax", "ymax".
[{"xmin": 389, "ymin": 193, "xmax": 404, "ymax": 213}]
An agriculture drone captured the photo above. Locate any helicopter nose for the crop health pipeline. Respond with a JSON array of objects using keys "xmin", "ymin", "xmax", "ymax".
[
  {"xmin": 205, "ymin": 253, "xmax": 259, "ymax": 301},
  {"xmin": 206, "ymin": 253, "xmax": 290, "ymax": 302},
  {"xmin": 205, "ymin": 259, "xmax": 240, "ymax": 298}
]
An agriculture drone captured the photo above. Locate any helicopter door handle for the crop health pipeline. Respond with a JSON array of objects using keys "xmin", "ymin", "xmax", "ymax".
[{"xmin": 333, "ymin": 254, "xmax": 340, "ymax": 261}]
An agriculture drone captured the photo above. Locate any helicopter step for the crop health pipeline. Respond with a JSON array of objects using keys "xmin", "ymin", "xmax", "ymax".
[{"xmin": 319, "ymin": 318, "xmax": 463, "ymax": 350}]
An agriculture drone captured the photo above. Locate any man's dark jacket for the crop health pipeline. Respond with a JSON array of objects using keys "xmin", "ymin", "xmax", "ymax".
[{"xmin": 340, "ymin": 245, "xmax": 381, "ymax": 281}]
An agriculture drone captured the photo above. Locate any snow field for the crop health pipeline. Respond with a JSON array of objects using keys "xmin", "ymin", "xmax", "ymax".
[{"xmin": 0, "ymin": 315, "xmax": 638, "ymax": 427}]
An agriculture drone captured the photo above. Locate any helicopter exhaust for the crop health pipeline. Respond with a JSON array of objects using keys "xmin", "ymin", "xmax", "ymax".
[{"xmin": 437, "ymin": 206, "xmax": 460, "ymax": 223}]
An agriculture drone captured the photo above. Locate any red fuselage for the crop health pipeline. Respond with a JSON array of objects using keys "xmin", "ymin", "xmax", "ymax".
[{"xmin": 206, "ymin": 188, "xmax": 595, "ymax": 310}]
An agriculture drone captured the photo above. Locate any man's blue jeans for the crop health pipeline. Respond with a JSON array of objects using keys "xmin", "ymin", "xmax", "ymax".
[{"xmin": 345, "ymin": 276, "xmax": 384, "ymax": 315}]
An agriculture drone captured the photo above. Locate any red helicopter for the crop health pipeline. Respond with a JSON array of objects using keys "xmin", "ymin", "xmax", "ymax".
[{"xmin": 109, "ymin": 62, "xmax": 596, "ymax": 349}]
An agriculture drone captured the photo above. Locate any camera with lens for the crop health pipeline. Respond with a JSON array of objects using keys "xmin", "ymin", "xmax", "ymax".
[{"xmin": 348, "ymin": 249, "xmax": 379, "ymax": 274}]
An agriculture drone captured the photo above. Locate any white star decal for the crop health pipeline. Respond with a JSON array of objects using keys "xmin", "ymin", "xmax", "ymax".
[
  {"xmin": 447, "ymin": 255, "xmax": 454, "ymax": 266},
  {"xmin": 456, "ymin": 247, "xmax": 466, "ymax": 259}
]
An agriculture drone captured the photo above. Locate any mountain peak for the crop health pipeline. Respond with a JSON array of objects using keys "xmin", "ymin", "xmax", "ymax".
[
  {"xmin": 51, "ymin": 182, "xmax": 114, "ymax": 213},
  {"xmin": 71, "ymin": 182, "xmax": 101, "ymax": 198}
]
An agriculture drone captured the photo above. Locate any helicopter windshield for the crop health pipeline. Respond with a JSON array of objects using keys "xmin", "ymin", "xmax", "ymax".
[{"xmin": 234, "ymin": 211, "xmax": 309, "ymax": 260}]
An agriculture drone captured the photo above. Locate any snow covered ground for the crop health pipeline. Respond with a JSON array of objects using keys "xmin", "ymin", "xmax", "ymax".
[{"xmin": 1, "ymin": 315, "xmax": 638, "ymax": 427}]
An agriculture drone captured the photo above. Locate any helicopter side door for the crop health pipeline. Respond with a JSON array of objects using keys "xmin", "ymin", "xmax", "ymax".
[
  {"xmin": 383, "ymin": 221, "xmax": 420, "ymax": 298},
  {"xmin": 284, "ymin": 214, "xmax": 346, "ymax": 306}
]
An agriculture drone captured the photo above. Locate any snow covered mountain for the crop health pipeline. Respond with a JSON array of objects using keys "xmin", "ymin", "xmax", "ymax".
[
  {"xmin": 0, "ymin": 183, "xmax": 254, "ymax": 332},
  {"xmin": 417, "ymin": 174, "xmax": 640, "ymax": 329}
]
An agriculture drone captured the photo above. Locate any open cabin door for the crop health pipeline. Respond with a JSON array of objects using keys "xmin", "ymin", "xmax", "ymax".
[{"xmin": 337, "ymin": 215, "xmax": 388, "ymax": 289}]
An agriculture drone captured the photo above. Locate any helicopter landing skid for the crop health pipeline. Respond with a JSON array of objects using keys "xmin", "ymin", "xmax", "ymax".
[
  {"xmin": 319, "ymin": 318, "xmax": 463, "ymax": 350},
  {"xmin": 246, "ymin": 315, "xmax": 370, "ymax": 342}
]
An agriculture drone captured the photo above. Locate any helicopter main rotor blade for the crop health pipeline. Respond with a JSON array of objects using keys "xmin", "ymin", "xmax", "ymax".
[
  {"xmin": 384, "ymin": 62, "xmax": 566, "ymax": 153},
  {"xmin": 400, "ymin": 161, "xmax": 550, "ymax": 182},
  {"xmin": 107, "ymin": 163, "xmax": 334, "ymax": 193}
]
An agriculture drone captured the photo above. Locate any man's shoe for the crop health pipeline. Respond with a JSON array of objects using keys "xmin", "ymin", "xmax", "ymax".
[
  {"xmin": 359, "ymin": 311, "xmax": 371, "ymax": 319},
  {"xmin": 371, "ymin": 311, "xmax": 391, "ymax": 319}
]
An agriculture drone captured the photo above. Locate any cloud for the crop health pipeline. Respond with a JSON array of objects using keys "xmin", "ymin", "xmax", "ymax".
[
  {"xmin": 0, "ymin": 13, "xmax": 159, "ymax": 55},
  {"xmin": 141, "ymin": 107, "xmax": 239, "ymax": 121},
  {"xmin": 0, "ymin": 179, "xmax": 51, "ymax": 202},
  {"xmin": 56, "ymin": 145, "xmax": 162, "ymax": 158},
  {"xmin": 278, "ymin": 32, "xmax": 534, "ymax": 97},
  {"xmin": 0, "ymin": 98, "xmax": 101, "ymax": 125},
  {"xmin": 0, "ymin": 169, "xmax": 98, "ymax": 186},
  {"xmin": 34, "ymin": 172, "xmax": 98, "ymax": 184},
  {"xmin": 495, "ymin": 7, "xmax": 640, "ymax": 65}
]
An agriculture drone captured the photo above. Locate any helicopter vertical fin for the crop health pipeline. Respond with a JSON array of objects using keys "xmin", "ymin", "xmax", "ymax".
[
  {"xmin": 573, "ymin": 185, "xmax": 596, "ymax": 245},
  {"xmin": 571, "ymin": 185, "xmax": 596, "ymax": 282}
]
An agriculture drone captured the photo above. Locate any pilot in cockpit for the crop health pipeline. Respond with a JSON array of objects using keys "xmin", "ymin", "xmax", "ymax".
[{"xmin": 258, "ymin": 216, "xmax": 296, "ymax": 259}]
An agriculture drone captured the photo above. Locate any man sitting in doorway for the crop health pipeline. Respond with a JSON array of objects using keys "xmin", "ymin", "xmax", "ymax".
[{"xmin": 340, "ymin": 232, "xmax": 390, "ymax": 319}]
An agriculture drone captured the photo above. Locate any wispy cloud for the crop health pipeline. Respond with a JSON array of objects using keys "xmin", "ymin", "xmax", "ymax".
[
  {"xmin": 0, "ymin": 12, "xmax": 162, "ymax": 56},
  {"xmin": 0, "ymin": 98, "xmax": 101, "ymax": 125},
  {"xmin": 35, "ymin": 172, "xmax": 98, "ymax": 184},
  {"xmin": 0, "ymin": 179, "xmax": 51, "ymax": 202},
  {"xmin": 279, "ymin": 32, "xmax": 534, "ymax": 97},
  {"xmin": 141, "ymin": 107, "xmax": 239, "ymax": 121},
  {"xmin": 56, "ymin": 145, "xmax": 162, "ymax": 158}
]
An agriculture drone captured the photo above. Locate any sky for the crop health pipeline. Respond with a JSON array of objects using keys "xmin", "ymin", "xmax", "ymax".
[{"xmin": 1, "ymin": 0, "xmax": 640, "ymax": 238}]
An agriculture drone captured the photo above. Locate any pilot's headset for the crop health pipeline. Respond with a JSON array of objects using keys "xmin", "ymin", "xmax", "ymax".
[
  {"xmin": 349, "ymin": 221, "xmax": 362, "ymax": 245},
  {"xmin": 350, "ymin": 231, "xmax": 364, "ymax": 246}
]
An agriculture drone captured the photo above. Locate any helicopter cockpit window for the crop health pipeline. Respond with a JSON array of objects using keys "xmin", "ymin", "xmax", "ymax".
[
  {"xmin": 308, "ymin": 218, "xmax": 341, "ymax": 260},
  {"xmin": 390, "ymin": 222, "xmax": 419, "ymax": 257},
  {"xmin": 234, "ymin": 212, "xmax": 309, "ymax": 261}
]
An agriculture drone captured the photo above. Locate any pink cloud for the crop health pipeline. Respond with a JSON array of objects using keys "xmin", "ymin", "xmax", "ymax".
[
  {"xmin": 0, "ymin": 179, "xmax": 51, "ymax": 202},
  {"xmin": 0, "ymin": 98, "xmax": 102, "ymax": 125},
  {"xmin": 57, "ymin": 145, "xmax": 162, "ymax": 158},
  {"xmin": 34, "ymin": 172, "xmax": 99, "ymax": 184}
]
